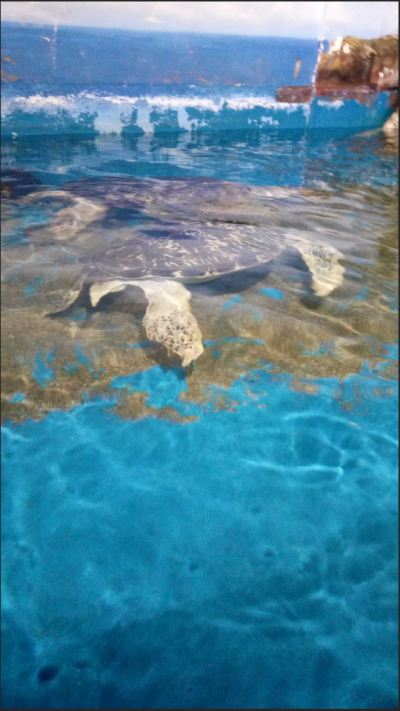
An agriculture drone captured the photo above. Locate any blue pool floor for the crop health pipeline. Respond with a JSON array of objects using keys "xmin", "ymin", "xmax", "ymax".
[{"xmin": 2, "ymin": 367, "xmax": 398, "ymax": 709}]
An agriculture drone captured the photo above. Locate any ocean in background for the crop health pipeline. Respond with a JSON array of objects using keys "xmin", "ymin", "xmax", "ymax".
[{"xmin": 1, "ymin": 22, "xmax": 319, "ymax": 87}]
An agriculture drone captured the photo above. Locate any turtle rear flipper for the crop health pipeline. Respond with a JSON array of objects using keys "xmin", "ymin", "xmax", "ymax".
[
  {"xmin": 288, "ymin": 238, "xmax": 345, "ymax": 297},
  {"xmin": 22, "ymin": 191, "xmax": 107, "ymax": 241},
  {"xmin": 45, "ymin": 279, "xmax": 85, "ymax": 318}
]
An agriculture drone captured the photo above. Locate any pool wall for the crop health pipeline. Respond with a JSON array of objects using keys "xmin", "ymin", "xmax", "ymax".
[{"xmin": 1, "ymin": 17, "xmax": 397, "ymax": 138}]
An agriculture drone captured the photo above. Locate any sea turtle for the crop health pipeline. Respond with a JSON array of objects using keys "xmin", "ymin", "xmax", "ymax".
[
  {"xmin": 19, "ymin": 176, "xmax": 313, "ymax": 238},
  {"xmin": 7, "ymin": 175, "xmax": 345, "ymax": 367}
]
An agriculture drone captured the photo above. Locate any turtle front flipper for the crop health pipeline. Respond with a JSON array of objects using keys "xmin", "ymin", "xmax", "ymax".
[
  {"xmin": 89, "ymin": 278, "xmax": 204, "ymax": 367},
  {"xmin": 139, "ymin": 280, "xmax": 204, "ymax": 367},
  {"xmin": 289, "ymin": 238, "xmax": 345, "ymax": 297}
]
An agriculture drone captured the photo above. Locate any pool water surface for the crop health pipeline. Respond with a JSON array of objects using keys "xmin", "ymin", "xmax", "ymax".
[{"xmin": 1, "ymin": 128, "xmax": 398, "ymax": 709}]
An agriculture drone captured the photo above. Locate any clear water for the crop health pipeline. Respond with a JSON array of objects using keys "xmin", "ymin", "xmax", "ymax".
[{"xmin": 1, "ymin": 128, "xmax": 398, "ymax": 710}]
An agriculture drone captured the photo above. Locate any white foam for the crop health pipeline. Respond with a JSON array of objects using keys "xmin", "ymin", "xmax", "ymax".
[
  {"xmin": 2, "ymin": 94, "xmax": 70, "ymax": 112},
  {"xmin": 260, "ymin": 116, "xmax": 279, "ymax": 127},
  {"xmin": 72, "ymin": 91, "xmax": 309, "ymax": 114},
  {"xmin": 2, "ymin": 91, "xmax": 311, "ymax": 133},
  {"xmin": 317, "ymin": 99, "xmax": 344, "ymax": 109}
]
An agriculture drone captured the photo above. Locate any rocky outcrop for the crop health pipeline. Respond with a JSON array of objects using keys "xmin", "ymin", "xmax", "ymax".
[
  {"xmin": 316, "ymin": 34, "xmax": 398, "ymax": 91},
  {"xmin": 369, "ymin": 36, "xmax": 399, "ymax": 90},
  {"xmin": 383, "ymin": 108, "xmax": 399, "ymax": 137},
  {"xmin": 276, "ymin": 34, "xmax": 398, "ymax": 104}
]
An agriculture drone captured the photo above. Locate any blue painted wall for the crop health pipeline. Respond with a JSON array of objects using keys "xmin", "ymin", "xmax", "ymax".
[{"xmin": 1, "ymin": 22, "xmax": 395, "ymax": 136}]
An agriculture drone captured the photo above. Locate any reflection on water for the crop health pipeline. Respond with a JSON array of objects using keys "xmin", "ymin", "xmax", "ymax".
[{"xmin": 1, "ymin": 130, "xmax": 398, "ymax": 423}]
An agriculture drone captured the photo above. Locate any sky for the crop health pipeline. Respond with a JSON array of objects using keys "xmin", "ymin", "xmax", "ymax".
[{"xmin": 1, "ymin": 1, "xmax": 398, "ymax": 39}]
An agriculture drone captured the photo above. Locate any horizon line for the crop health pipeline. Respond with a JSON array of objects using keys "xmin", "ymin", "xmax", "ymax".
[{"xmin": 1, "ymin": 19, "xmax": 327, "ymax": 42}]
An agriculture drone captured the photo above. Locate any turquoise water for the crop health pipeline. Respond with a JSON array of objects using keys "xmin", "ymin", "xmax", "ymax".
[{"xmin": 1, "ymin": 128, "xmax": 398, "ymax": 709}]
